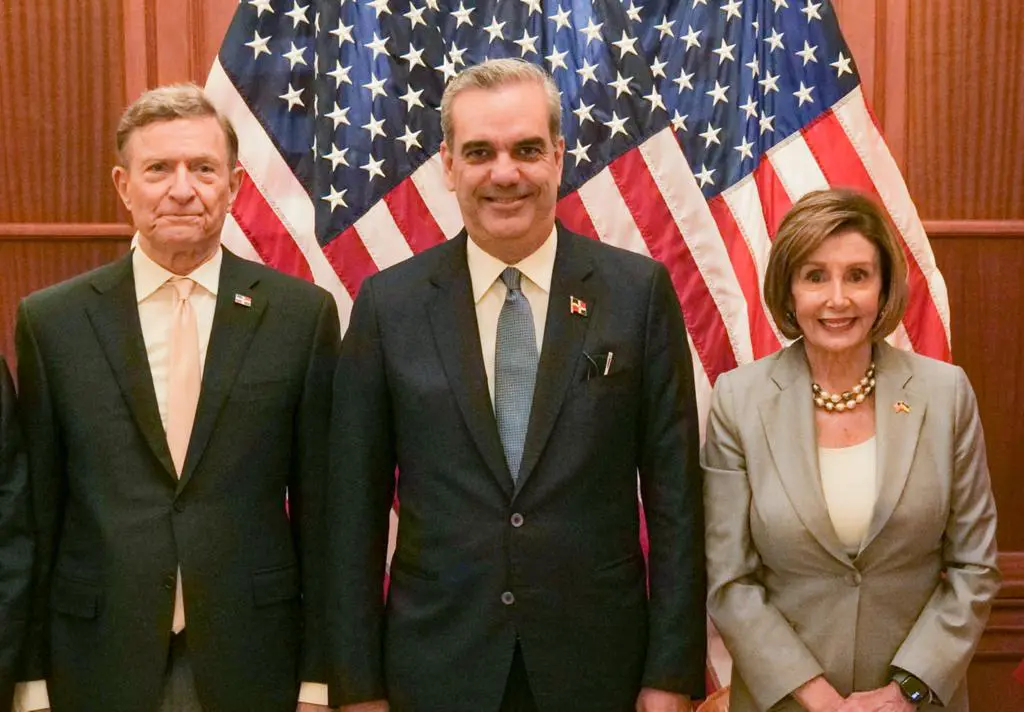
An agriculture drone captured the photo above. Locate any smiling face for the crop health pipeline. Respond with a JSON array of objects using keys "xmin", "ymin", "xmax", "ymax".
[
  {"xmin": 440, "ymin": 80, "xmax": 565, "ymax": 264},
  {"xmin": 790, "ymin": 229, "xmax": 883, "ymax": 360},
  {"xmin": 112, "ymin": 116, "xmax": 241, "ymax": 274}
]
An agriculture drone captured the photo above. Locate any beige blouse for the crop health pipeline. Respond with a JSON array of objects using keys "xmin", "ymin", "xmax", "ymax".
[{"xmin": 818, "ymin": 436, "xmax": 877, "ymax": 556}]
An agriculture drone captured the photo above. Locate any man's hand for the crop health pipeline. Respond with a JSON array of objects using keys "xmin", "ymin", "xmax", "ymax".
[
  {"xmin": 635, "ymin": 687, "xmax": 692, "ymax": 712},
  {"xmin": 836, "ymin": 683, "xmax": 914, "ymax": 712},
  {"xmin": 296, "ymin": 704, "xmax": 333, "ymax": 712},
  {"xmin": 338, "ymin": 701, "xmax": 390, "ymax": 712}
]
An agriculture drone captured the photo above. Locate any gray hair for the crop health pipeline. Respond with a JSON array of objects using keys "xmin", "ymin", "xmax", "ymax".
[
  {"xmin": 440, "ymin": 59, "xmax": 562, "ymax": 145},
  {"xmin": 115, "ymin": 83, "xmax": 238, "ymax": 168}
]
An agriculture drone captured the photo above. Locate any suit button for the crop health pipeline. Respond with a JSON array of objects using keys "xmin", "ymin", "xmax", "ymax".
[
  {"xmin": 847, "ymin": 572, "xmax": 862, "ymax": 586},
  {"xmin": 501, "ymin": 591, "xmax": 515, "ymax": 606},
  {"xmin": 510, "ymin": 513, "xmax": 524, "ymax": 528},
  {"xmin": 163, "ymin": 574, "xmax": 176, "ymax": 590},
  {"xmin": 173, "ymin": 501, "xmax": 185, "ymax": 513}
]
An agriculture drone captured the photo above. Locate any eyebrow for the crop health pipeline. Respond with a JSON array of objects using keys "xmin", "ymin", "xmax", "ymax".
[{"xmin": 459, "ymin": 137, "xmax": 547, "ymax": 154}]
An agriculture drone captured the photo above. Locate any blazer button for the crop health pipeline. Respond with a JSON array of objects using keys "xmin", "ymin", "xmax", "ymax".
[
  {"xmin": 501, "ymin": 591, "xmax": 516, "ymax": 606},
  {"xmin": 173, "ymin": 501, "xmax": 185, "ymax": 513},
  {"xmin": 510, "ymin": 513, "xmax": 524, "ymax": 528},
  {"xmin": 847, "ymin": 571, "xmax": 862, "ymax": 587},
  {"xmin": 163, "ymin": 574, "xmax": 176, "ymax": 590}
]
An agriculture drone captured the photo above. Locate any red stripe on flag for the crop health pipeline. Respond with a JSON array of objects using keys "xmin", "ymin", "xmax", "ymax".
[
  {"xmin": 608, "ymin": 149, "xmax": 737, "ymax": 382},
  {"xmin": 231, "ymin": 173, "xmax": 314, "ymax": 281},
  {"xmin": 384, "ymin": 178, "xmax": 447, "ymax": 254},
  {"xmin": 321, "ymin": 226, "xmax": 380, "ymax": 299},
  {"xmin": 707, "ymin": 195, "xmax": 780, "ymax": 359},
  {"xmin": 556, "ymin": 192, "xmax": 599, "ymax": 239},
  {"xmin": 753, "ymin": 158, "xmax": 793, "ymax": 239},
  {"xmin": 803, "ymin": 113, "xmax": 950, "ymax": 361}
]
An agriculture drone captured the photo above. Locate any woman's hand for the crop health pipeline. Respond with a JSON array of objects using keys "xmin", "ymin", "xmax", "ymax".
[
  {"xmin": 835, "ymin": 682, "xmax": 915, "ymax": 711},
  {"xmin": 792, "ymin": 676, "xmax": 846, "ymax": 712}
]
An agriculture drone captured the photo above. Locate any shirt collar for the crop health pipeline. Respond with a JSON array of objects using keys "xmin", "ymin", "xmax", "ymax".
[
  {"xmin": 133, "ymin": 245, "xmax": 223, "ymax": 303},
  {"xmin": 466, "ymin": 225, "xmax": 558, "ymax": 304}
]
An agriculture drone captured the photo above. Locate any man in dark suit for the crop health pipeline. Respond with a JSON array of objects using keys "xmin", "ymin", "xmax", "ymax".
[
  {"xmin": 327, "ymin": 59, "xmax": 705, "ymax": 712},
  {"xmin": 15, "ymin": 84, "xmax": 337, "ymax": 712},
  {"xmin": 0, "ymin": 355, "xmax": 32, "ymax": 709}
]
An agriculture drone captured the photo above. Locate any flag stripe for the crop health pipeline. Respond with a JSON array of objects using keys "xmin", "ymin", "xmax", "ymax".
[
  {"xmin": 752, "ymin": 157, "xmax": 794, "ymax": 238},
  {"xmin": 384, "ymin": 178, "xmax": 447, "ymax": 254},
  {"xmin": 556, "ymin": 192, "xmax": 600, "ymax": 240},
  {"xmin": 408, "ymin": 156, "xmax": 463, "ymax": 240},
  {"xmin": 322, "ymin": 226, "xmax": 380, "ymax": 299},
  {"xmin": 232, "ymin": 173, "xmax": 315, "ymax": 281},
  {"xmin": 221, "ymin": 214, "xmax": 266, "ymax": 264}
]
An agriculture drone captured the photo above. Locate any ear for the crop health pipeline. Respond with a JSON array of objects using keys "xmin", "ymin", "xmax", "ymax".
[
  {"xmin": 111, "ymin": 165, "xmax": 131, "ymax": 210},
  {"xmin": 439, "ymin": 141, "xmax": 455, "ymax": 192},
  {"xmin": 553, "ymin": 135, "xmax": 565, "ymax": 175},
  {"xmin": 228, "ymin": 164, "xmax": 243, "ymax": 203}
]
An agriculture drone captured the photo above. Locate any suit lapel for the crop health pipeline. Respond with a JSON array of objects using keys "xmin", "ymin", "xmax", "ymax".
[
  {"xmin": 427, "ymin": 234, "xmax": 513, "ymax": 497},
  {"xmin": 859, "ymin": 342, "xmax": 925, "ymax": 553},
  {"xmin": 86, "ymin": 253, "xmax": 177, "ymax": 479},
  {"xmin": 516, "ymin": 228, "xmax": 593, "ymax": 494},
  {"xmin": 760, "ymin": 344, "xmax": 853, "ymax": 565},
  {"xmin": 177, "ymin": 250, "xmax": 266, "ymax": 492}
]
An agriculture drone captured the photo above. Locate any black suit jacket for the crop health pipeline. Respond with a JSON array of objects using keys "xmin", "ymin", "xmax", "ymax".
[
  {"xmin": 328, "ymin": 225, "xmax": 706, "ymax": 712},
  {"xmin": 0, "ymin": 356, "xmax": 32, "ymax": 708},
  {"xmin": 15, "ymin": 249, "xmax": 339, "ymax": 712}
]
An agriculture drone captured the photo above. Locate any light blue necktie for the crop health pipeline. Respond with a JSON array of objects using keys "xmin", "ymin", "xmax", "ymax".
[{"xmin": 495, "ymin": 267, "xmax": 538, "ymax": 483}]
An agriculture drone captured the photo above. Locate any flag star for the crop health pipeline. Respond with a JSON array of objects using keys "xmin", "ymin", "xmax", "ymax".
[
  {"xmin": 746, "ymin": 54, "xmax": 760, "ymax": 77},
  {"xmin": 692, "ymin": 0, "xmax": 707, "ymax": 5},
  {"xmin": 764, "ymin": 28, "xmax": 785, "ymax": 52},
  {"xmin": 650, "ymin": 56, "xmax": 668, "ymax": 78},
  {"xmin": 436, "ymin": 55, "xmax": 458, "ymax": 82},
  {"xmin": 279, "ymin": 84, "xmax": 304, "ymax": 110},
  {"xmin": 695, "ymin": 164, "xmax": 715, "ymax": 188},
  {"xmin": 654, "ymin": 16, "xmax": 674, "ymax": 39},
  {"xmin": 699, "ymin": 122, "xmax": 722, "ymax": 147},
  {"xmin": 740, "ymin": 94, "xmax": 758, "ymax": 118},
  {"xmin": 759, "ymin": 112, "xmax": 775, "ymax": 134},
  {"xmin": 324, "ymin": 144, "xmax": 349, "ymax": 170},
  {"xmin": 424, "ymin": 0, "xmax": 439, "ymax": 9},
  {"xmin": 793, "ymin": 82, "xmax": 815, "ymax": 106},
  {"xmin": 365, "ymin": 33, "xmax": 389, "ymax": 60},
  {"xmin": 519, "ymin": 0, "xmax": 543, "ymax": 15},
  {"xmin": 327, "ymin": 62, "xmax": 352, "ymax": 85},
  {"xmin": 802, "ymin": 0, "xmax": 823, "ymax": 22},
  {"xmin": 404, "ymin": 4, "xmax": 427, "ymax": 29},
  {"xmin": 567, "ymin": 139, "xmax": 591, "ymax": 165},
  {"xmin": 624, "ymin": 1, "xmax": 642, "ymax": 22},
  {"xmin": 514, "ymin": 30, "xmax": 539, "ymax": 56},
  {"xmin": 245, "ymin": 31, "xmax": 271, "ymax": 59},
  {"xmin": 611, "ymin": 31, "xmax": 638, "ymax": 58},
  {"xmin": 549, "ymin": 6, "xmax": 572, "ymax": 30},
  {"xmin": 574, "ymin": 100, "xmax": 595, "ymax": 125},
  {"xmin": 314, "ymin": 10, "xmax": 320, "ymax": 33},
  {"xmin": 283, "ymin": 42, "xmax": 307, "ymax": 69},
  {"xmin": 397, "ymin": 126, "xmax": 422, "ymax": 151},
  {"xmin": 451, "ymin": 2, "xmax": 474, "ymax": 27},
  {"xmin": 325, "ymin": 103, "xmax": 350, "ymax": 128},
  {"xmin": 546, "ymin": 47, "xmax": 569, "ymax": 71},
  {"xmin": 712, "ymin": 39, "xmax": 735, "ymax": 64},
  {"xmin": 706, "ymin": 80, "xmax": 729, "ymax": 106},
  {"xmin": 449, "ymin": 42, "xmax": 468, "ymax": 66},
  {"xmin": 401, "ymin": 44, "xmax": 426, "ymax": 70},
  {"xmin": 285, "ymin": 0, "xmax": 310, "ymax": 27},
  {"xmin": 484, "ymin": 17, "xmax": 506, "ymax": 42},
  {"xmin": 367, "ymin": 0, "xmax": 391, "ymax": 18},
  {"xmin": 643, "ymin": 87, "xmax": 666, "ymax": 113},
  {"xmin": 609, "ymin": 71, "xmax": 634, "ymax": 98},
  {"xmin": 577, "ymin": 59, "xmax": 599, "ymax": 85},
  {"xmin": 772, "ymin": 0, "xmax": 789, "ymax": 9},
  {"xmin": 579, "ymin": 18, "xmax": 604, "ymax": 45},
  {"xmin": 401, "ymin": 86, "xmax": 425, "ymax": 110},
  {"xmin": 673, "ymin": 68, "xmax": 695, "ymax": 92},
  {"xmin": 720, "ymin": 0, "xmax": 742, "ymax": 21},
  {"xmin": 796, "ymin": 40, "xmax": 818, "ymax": 65},
  {"xmin": 322, "ymin": 186, "xmax": 348, "ymax": 212},
  {"xmin": 734, "ymin": 137, "xmax": 754, "ymax": 161},
  {"xmin": 603, "ymin": 111, "xmax": 629, "ymax": 138},
  {"xmin": 249, "ymin": 0, "xmax": 274, "ymax": 17},
  {"xmin": 330, "ymin": 20, "xmax": 354, "ymax": 45},
  {"xmin": 363, "ymin": 114, "xmax": 387, "ymax": 140},
  {"xmin": 832, "ymin": 52, "xmax": 854, "ymax": 77},
  {"xmin": 759, "ymin": 71, "xmax": 780, "ymax": 93},
  {"xmin": 362, "ymin": 155, "xmax": 386, "ymax": 180},
  {"xmin": 681, "ymin": 25, "xmax": 701, "ymax": 50},
  {"xmin": 363, "ymin": 74, "xmax": 388, "ymax": 100},
  {"xmin": 670, "ymin": 111, "xmax": 687, "ymax": 132}
]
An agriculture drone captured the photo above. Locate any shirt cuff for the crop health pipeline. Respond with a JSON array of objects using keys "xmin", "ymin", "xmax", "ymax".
[
  {"xmin": 299, "ymin": 681, "xmax": 330, "ymax": 706},
  {"xmin": 14, "ymin": 680, "xmax": 50, "ymax": 711}
]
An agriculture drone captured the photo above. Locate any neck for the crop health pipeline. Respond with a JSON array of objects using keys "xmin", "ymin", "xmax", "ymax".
[
  {"xmin": 469, "ymin": 222, "xmax": 553, "ymax": 265},
  {"xmin": 804, "ymin": 340, "xmax": 874, "ymax": 391},
  {"xmin": 138, "ymin": 241, "xmax": 218, "ymax": 276}
]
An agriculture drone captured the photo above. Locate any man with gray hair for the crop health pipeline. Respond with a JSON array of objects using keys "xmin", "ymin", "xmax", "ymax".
[
  {"xmin": 328, "ymin": 58, "xmax": 706, "ymax": 712},
  {"xmin": 15, "ymin": 83, "xmax": 338, "ymax": 712}
]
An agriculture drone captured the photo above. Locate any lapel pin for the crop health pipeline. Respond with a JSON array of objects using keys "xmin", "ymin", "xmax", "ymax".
[
  {"xmin": 569, "ymin": 296, "xmax": 588, "ymax": 317},
  {"xmin": 893, "ymin": 400, "xmax": 911, "ymax": 414},
  {"xmin": 234, "ymin": 293, "xmax": 253, "ymax": 308}
]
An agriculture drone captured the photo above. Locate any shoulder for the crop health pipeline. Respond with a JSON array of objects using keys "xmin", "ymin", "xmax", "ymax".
[
  {"xmin": 20, "ymin": 257, "xmax": 129, "ymax": 318},
  {"xmin": 880, "ymin": 342, "xmax": 964, "ymax": 389},
  {"xmin": 716, "ymin": 345, "xmax": 792, "ymax": 394},
  {"xmin": 565, "ymin": 228, "xmax": 663, "ymax": 281}
]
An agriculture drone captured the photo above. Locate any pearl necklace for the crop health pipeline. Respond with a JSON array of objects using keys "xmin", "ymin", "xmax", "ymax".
[{"xmin": 812, "ymin": 362, "xmax": 876, "ymax": 413}]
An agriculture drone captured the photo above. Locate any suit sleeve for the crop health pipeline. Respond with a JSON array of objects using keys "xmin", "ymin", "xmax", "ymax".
[
  {"xmin": 702, "ymin": 370, "xmax": 825, "ymax": 710},
  {"xmin": 890, "ymin": 367, "xmax": 1000, "ymax": 704},
  {"xmin": 326, "ymin": 279, "xmax": 396, "ymax": 707},
  {"xmin": 0, "ymin": 356, "xmax": 33, "ymax": 708},
  {"xmin": 637, "ymin": 264, "xmax": 707, "ymax": 697}
]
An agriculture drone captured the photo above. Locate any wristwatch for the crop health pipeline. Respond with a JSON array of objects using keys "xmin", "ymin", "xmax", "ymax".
[{"xmin": 890, "ymin": 669, "xmax": 930, "ymax": 706}]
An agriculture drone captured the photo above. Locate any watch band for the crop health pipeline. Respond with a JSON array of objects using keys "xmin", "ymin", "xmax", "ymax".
[{"xmin": 890, "ymin": 669, "xmax": 930, "ymax": 706}]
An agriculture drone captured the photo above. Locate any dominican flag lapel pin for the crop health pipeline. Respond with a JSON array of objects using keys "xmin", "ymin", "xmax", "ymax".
[
  {"xmin": 234, "ymin": 293, "xmax": 253, "ymax": 308},
  {"xmin": 893, "ymin": 400, "xmax": 911, "ymax": 414},
  {"xmin": 569, "ymin": 296, "xmax": 588, "ymax": 317}
]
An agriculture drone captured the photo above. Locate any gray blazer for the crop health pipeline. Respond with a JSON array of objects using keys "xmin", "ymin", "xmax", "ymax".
[{"xmin": 703, "ymin": 341, "xmax": 999, "ymax": 712}]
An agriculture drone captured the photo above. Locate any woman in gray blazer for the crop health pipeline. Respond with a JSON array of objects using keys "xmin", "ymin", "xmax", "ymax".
[{"xmin": 703, "ymin": 189, "xmax": 999, "ymax": 712}]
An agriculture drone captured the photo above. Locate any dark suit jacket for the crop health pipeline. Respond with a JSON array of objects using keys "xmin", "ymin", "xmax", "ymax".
[
  {"xmin": 15, "ymin": 249, "xmax": 339, "ymax": 712},
  {"xmin": 0, "ymin": 355, "xmax": 32, "ymax": 708},
  {"xmin": 327, "ymin": 225, "xmax": 706, "ymax": 712}
]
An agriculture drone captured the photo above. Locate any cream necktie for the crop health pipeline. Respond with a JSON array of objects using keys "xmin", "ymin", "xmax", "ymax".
[{"xmin": 166, "ymin": 277, "xmax": 200, "ymax": 633}]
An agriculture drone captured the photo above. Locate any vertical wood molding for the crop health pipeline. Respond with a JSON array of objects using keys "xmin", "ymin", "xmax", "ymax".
[
  {"xmin": 122, "ymin": 0, "xmax": 152, "ymax": 103},
  {"xmin": 833, "ymin": 0, "xmax": 878, "ymax": 121},
  {"xmin": 877, "ymin": 0, "xmax": 909, "ymax": 173}
]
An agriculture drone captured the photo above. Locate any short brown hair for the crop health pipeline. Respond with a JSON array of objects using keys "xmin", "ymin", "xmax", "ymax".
[
  {"xmin": 440, "ymin": 58, "xmax": 561, "ymax": 146},
  {"xmin": 115, "ymin": 83, "xmax": 238, "ymax": 168},
  {"xmin": 763, "ymin": 188, "xmax": 908, "ymax": 341}
]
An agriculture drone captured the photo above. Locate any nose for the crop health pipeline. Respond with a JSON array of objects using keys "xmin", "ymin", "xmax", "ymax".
[
  {"xmin": 825, "ymin": 277, "xmax": 850, "ymax": 307},
  {"xmin": 168, "ymin": 164, "xmax": 196, "ymax": 201},
  {"xmin": 489, "ymin": 151, "xmax": 520, "ymax": 185}
]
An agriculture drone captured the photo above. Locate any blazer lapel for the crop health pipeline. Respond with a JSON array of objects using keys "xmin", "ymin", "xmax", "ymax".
[
  {"xmin": 516, "ymin": 228, "xmax": 593, "ymax": 494},
  {"xmin": 427, "ymin": 234, "xmax": 513, "ymax": 497},
  {"xmin": 859, "ymin": 342, "xmax": 926, "ymax": 553},
  {"xmin": 177, "ymin": 250, "xmax": 266, "ymax": 492},
  {"xmin": 760, "ymin": 344, "xmax": 853, "ymax": 565},
  {"xmin": 85, "ymin": 253, "xmax": 177, "ymax": 479}
]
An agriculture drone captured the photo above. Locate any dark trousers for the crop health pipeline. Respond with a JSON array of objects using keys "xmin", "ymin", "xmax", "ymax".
[
  {"xmin": 157, "ymin": 632, "xmax": 203, "ymax": 712},
  {"xmin": 499, "ymin": 642, "xmax": 538, "ymax": 712}
]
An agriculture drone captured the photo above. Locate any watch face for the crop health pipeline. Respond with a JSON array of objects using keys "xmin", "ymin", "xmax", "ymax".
[{"xmin": 899, "ymin": 675, "xmax": 928, "ymax": 702}]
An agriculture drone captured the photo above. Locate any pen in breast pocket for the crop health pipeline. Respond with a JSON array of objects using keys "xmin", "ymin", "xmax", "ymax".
[{"xmin": 603, "ymin": 352, "xmax": 614, "ymax": 376}]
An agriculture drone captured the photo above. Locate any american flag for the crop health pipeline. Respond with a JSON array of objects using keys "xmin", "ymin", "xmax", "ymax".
[{"xmin": 206, "ymin": 0, "xmax": 950, "ymax": 425}]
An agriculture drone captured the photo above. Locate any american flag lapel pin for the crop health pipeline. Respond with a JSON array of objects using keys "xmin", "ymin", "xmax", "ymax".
[
  {"xmin": 569, "ymin": 296, "xmax": 588, "ymax": 317},
  {"xmin": 234, "ymin": 293, "xmax": 253, "ymax": 308},
  {"xmin": 893, "ymin": 400, "xmax": 911, "ymax": 414}
]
